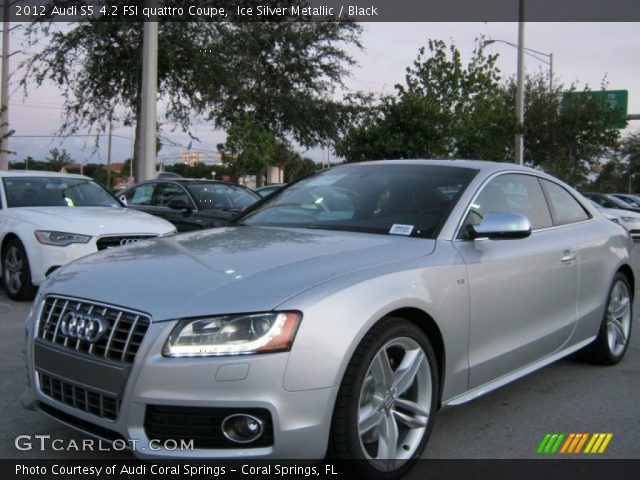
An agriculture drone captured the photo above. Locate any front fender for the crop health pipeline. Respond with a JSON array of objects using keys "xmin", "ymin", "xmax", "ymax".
[{"xmin": 278, "ymin": 241, "xmax": 470, "ymax": 402}]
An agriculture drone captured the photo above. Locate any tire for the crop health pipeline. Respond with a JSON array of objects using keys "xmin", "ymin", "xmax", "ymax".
[
  {"xmin": 2, "ymin": 238, "xmax": 36, "ymax": 301},
  {"xmin": 329, "ymin": 317, "xmax": 438, "ymax": 480},
  {"xmin": 580, "ymin": 272, "xmax": 633, "ymax": 365}
]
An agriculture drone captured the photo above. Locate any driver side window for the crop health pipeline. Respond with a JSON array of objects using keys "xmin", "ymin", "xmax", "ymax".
[{"xmin": 461, "ymin": 174, "xmax": 553, "ymax": 237}]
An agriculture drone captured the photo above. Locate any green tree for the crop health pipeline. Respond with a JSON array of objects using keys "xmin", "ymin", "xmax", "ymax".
[
  {"xmin": 0, "ymin": 105, "xmax": 14, "ymax": 158},
  {"xmin": 21, "ymin": 9, "xmax": 361, "ymax": 179},
  {"xmin": 21, "ymin": 19, "xmax": 216, "ymax": 158},
  {"xmin": 45, "ymin": 147, "xmax": 73, "ymax": 171},
  {"xmin": 620, "ymin": 130, "xmax": 640, "ymax": 192},
  {"xmin": 589, "ymin": 156, "xmax": 627, "ymax": 193},
  {"xmin": 204, "ymin": 21, "xmax": 362, "ymax": 149},
  {"xmin": 337, "ymin": 39, "xmax": 516, "ymax": 162},
  {"xmin": 217, "ymin": 116, "xmax": 276, "ymax": 187},
  {"xmin": 506, "ymin": 73, "xmax": 621, "ymax": 186}
]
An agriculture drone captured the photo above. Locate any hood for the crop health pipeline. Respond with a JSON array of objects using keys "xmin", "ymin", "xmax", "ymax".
[
  {"xmin": 600, "ymin": 207, "xmax": 640, "ymax": 218},
  {"xmin": 11, "ymin": 206, "xmax": 175, "ymax": 235},
  {"xmin": 43, "ymin": 226, "xmax": 435, "ymax": 321}
]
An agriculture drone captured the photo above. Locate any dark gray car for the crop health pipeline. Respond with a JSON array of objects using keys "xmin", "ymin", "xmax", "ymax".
[{"xmin": 118, "ymin": 179, "xmax": 260, "ymax": 231}]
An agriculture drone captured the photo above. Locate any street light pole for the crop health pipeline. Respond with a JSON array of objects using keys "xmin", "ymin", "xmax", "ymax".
[
  {"xmin": 137, "ymin": 3, "xmax": 158, "ymax": 182},
  {"xmin": 482, "ymin": 38, "xmax": 553, "ymax": 92},
  {"xmin": 548, "ymin": 53, "xmax": 553, "ymax": 93},
  {"xmin": 515, "ymin": 0, "xmax": 525, "ymax": 166},
  {"xmin": 0, "ymin": 1, "xmax": 10, "ymax": 171}
]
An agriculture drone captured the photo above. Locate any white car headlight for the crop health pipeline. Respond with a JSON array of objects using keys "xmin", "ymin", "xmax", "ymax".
[
  {"xmin": 162, "ymin": 312, "xmax": 302, "ymax": 357},
  {"xmin": 34, "ymin": 231, "xmax": 91, "ymax": 246},
  {"xmin": 620, "ymin": 217, "xmax": 640, "ymax": 223}
]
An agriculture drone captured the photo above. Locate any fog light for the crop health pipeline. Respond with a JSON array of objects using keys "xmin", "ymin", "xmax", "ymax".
[
  {"xmin": 222, "ymin": 413, "xmax": 264, "ymax": 443},
  {"xmin": 221, "ymin": 414, "xmax": 264, "ymax": 444}
]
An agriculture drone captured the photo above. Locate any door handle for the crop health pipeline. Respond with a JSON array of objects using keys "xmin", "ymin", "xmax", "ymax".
[{"xmin": 561, "ymin": 251, "xmax": 577, "ymax": 264}]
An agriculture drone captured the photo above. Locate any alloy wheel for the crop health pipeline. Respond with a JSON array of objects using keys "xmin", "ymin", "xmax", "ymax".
[
  {"xmin": 3, "ymin": 245, "xmax": 24, "ymax": 296},
  {"xmin": 357, "ymin": 336, "xmax": 432, "ymax": 471},
  {"xmin": 606, "ymin": 279, "xmax": 632, "ymax": 357}
]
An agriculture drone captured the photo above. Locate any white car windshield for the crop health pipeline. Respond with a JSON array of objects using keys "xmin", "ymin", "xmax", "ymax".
[
  {"xmin": 3, "ymin": 177, "xmax": 120, "ymax": 208},
  {"xmin": 239, "ymin": 164, "xmax": 478, "ymax": 238}
]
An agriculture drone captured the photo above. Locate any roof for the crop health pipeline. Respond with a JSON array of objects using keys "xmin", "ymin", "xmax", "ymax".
[
  {"xmin": 0, "ymin": 170, "xmax": 89, "ymax": 180},
  {"xmin": 348, "ymin": 159, "xmax": 542, "ymax": 175}
]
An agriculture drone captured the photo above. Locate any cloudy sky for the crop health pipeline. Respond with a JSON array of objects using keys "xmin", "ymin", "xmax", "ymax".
[{"xmin": 5, "ymin": 21, "xmax": 640, "ymax": 167}]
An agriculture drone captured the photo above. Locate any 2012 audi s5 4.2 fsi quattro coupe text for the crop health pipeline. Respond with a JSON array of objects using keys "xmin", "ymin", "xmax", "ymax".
[{"xmin": 22, "ymin": 160, "xmax": 634, "ymax": 479}]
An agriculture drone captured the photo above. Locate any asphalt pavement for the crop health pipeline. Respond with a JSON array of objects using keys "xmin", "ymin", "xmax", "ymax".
[{"xmin": 0, "ymin": 252, "xmax": 638, "ymax": 460}]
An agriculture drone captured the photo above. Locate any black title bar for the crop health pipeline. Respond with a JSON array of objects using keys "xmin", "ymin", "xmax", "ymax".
[{"xmin": 3, "ymin": 0, "xmax": 640, "ymax": 22}]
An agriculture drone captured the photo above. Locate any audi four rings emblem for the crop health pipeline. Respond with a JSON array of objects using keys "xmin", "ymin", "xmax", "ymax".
[{"xmin": 60, "ymin": 312, "xmax": 108, "ymax": 343}]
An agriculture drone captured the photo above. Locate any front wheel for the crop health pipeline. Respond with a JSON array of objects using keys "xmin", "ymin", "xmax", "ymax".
[
  {"xmin": 329, "ymin": 317, "xmax": 438, "ymax": 479},
  {"xmin": 580, "ymin": 272, "xmax": 633, "ymax": 365},
  {"xmin": 2, "ymin": 238, "xmax": 36, "ymax": 301}
]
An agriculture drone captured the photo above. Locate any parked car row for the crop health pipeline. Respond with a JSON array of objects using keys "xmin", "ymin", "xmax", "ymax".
[
  {"xmin": 0, "ymin": 171, "xmax": 284, "ymax": 301},
  {"xmin": 582, "ymin": 192, "xmax": 640, "ymax": 239},
  {"xmin": 0, "ymin": 171, "xmax": 177, "ymax": 300}
]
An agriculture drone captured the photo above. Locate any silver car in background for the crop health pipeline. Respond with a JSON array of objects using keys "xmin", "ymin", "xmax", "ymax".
[{"xmin": 23, "ymin": 160, "xmax": 633, "ymax": 479}]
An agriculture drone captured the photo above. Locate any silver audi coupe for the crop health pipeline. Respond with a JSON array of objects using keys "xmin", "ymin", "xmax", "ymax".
[{"xmin": 22, "ymin": 160, "xmax": 634, "ymax": 478}]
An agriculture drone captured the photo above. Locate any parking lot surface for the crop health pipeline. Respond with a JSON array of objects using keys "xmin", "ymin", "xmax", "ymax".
[{"xmin": 1, "ymin": 250, "xmax": 638, "ymax": 459}]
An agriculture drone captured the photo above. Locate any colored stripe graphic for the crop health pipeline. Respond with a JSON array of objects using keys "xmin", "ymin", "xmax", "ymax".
[
  {"xmin": 585, "ymin": 433, "xmax": 614, "ymax": 454},
  {"xmin": 537, "ymin": 433, "xmax": 565, "ymax": 454},
  {"xmin": 539, "ymin": 433, "xmax": 613, "ymax": 454}
]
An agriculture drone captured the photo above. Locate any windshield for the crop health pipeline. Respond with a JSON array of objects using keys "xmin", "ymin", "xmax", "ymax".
[
  {"xmin": 239, "ymin": 163, "xmax": 478, "ymax": 238},
  {"xmin": 186, "ymin": 182, "xmax": 260, "ymax": 211},
  {"xmin": 3, "ymin": 177, "xmax": 120, "ymax": 208},
  {"xmin": 608, "ymin": 195, "xmax": 636, "ymax": 208}
]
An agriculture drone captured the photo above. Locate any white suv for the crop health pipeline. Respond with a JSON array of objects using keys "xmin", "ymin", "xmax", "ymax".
[{"xmin": 0, "ymin": 171, "xmax": 176, "ymax": 300}]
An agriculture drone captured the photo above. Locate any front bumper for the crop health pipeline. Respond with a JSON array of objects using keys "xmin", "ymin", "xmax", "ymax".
[
  {"xmin": 23, "ymin": 306, "xmax": 337, "ymax": 459},
  {"xmin": 27, "ymin": 242, "xmax": 99, "ymax": 286}
]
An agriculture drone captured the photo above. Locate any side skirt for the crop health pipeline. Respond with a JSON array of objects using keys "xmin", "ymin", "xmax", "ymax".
[{"xmin": 442, "ymin": 336, "xmax": 596, "ymax": 407}]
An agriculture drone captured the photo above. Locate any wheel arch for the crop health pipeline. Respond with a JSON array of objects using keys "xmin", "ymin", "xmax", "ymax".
[
  {"xmin": 380, "ymin": 307, "xmax": 446, "ymax": 407},
  {"xmin": 0, "ymin": 232, "xmax": 20, "ymax": 268},
  {"xmin": 617, "ymin": 263, "xmax": 635, "ymax": 297}
]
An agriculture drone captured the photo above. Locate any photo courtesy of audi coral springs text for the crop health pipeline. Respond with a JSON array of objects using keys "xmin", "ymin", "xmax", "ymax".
[{"xmin": 23, "ymin": 161, "xmax": 634, "ymax": 479}]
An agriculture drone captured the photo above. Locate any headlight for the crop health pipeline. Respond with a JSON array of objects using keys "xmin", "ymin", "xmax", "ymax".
[
  {"xmin": 620, "ymin": 217, "xmax": 640, "ymax": 223},
  {"xmin": 34, "ymin": 231, "xmax": 91, "ymax": 246},
  {"xmin": 163, "ymin": 312, "xmax": 302, "ymax": 357}
]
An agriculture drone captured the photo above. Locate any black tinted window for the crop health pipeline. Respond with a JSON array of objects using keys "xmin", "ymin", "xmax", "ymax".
[
  {"xmin": 187, "ymin": 183, "xmax": 258, "ymax": 211},
  {"xmin": 241, "ymin": 164, "xmax": 478, "ymax": 238},
  {"xmin": 124, "ymin": 184, "xmax": 154, "ymax": 205},
  {"xmin": 153, "ymin": 183, "xmax": 192, "ymax": 208},
  {"xmin": 542, "ymin": 180, "xmax": 590, "ymax": 225}
]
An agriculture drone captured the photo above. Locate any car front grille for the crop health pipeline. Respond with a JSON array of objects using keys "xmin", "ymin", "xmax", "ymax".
[
  {"xmin": 96, "ymin": 235, "xmax": 156, "ymax": 251},
  {"xmin": 38, "ymin": 372, "xmax": 120, "ymax": 421},
  {"xmin": 37, "ymin": 296, "xmax": 150, "ymax": 364},
  {"xmin": 144, "ymin": 405, "xmax": 274, "ymax": 449}
]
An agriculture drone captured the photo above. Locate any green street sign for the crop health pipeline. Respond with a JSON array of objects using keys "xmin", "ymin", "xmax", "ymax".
[{"xmin": 564, "ymin": 90, "xmax": 628, "ymax": 129}]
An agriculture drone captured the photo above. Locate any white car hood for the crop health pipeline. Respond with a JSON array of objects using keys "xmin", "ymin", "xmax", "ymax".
[
  {"xmin": 599, "ymin": 207, "xmax": 640, "ymax": 219},
  {"xmin": 9, "ymin": 206, "xmax": 175, "ymax": 235}
]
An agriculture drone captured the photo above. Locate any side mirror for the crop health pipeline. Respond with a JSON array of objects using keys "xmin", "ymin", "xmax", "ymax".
[
  {"xmin": 118, "ymin": 196, "xmax": 127, "ymax": 206},
  {"xmin": 468, "ymin": 212, "xmax": 532, "ymax": 240},
  {"xmin": 167, "ymin": 198, "xmax": 192, "ymax": 212}
]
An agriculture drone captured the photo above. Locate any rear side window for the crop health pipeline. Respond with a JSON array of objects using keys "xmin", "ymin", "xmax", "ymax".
[
  {"xmin": 125, "ymin": 184, "xmax": 154, "ymax": 206},
  {"xmin": 541, "ymin": 180, "xmax": 590, "ymax": 226}
]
